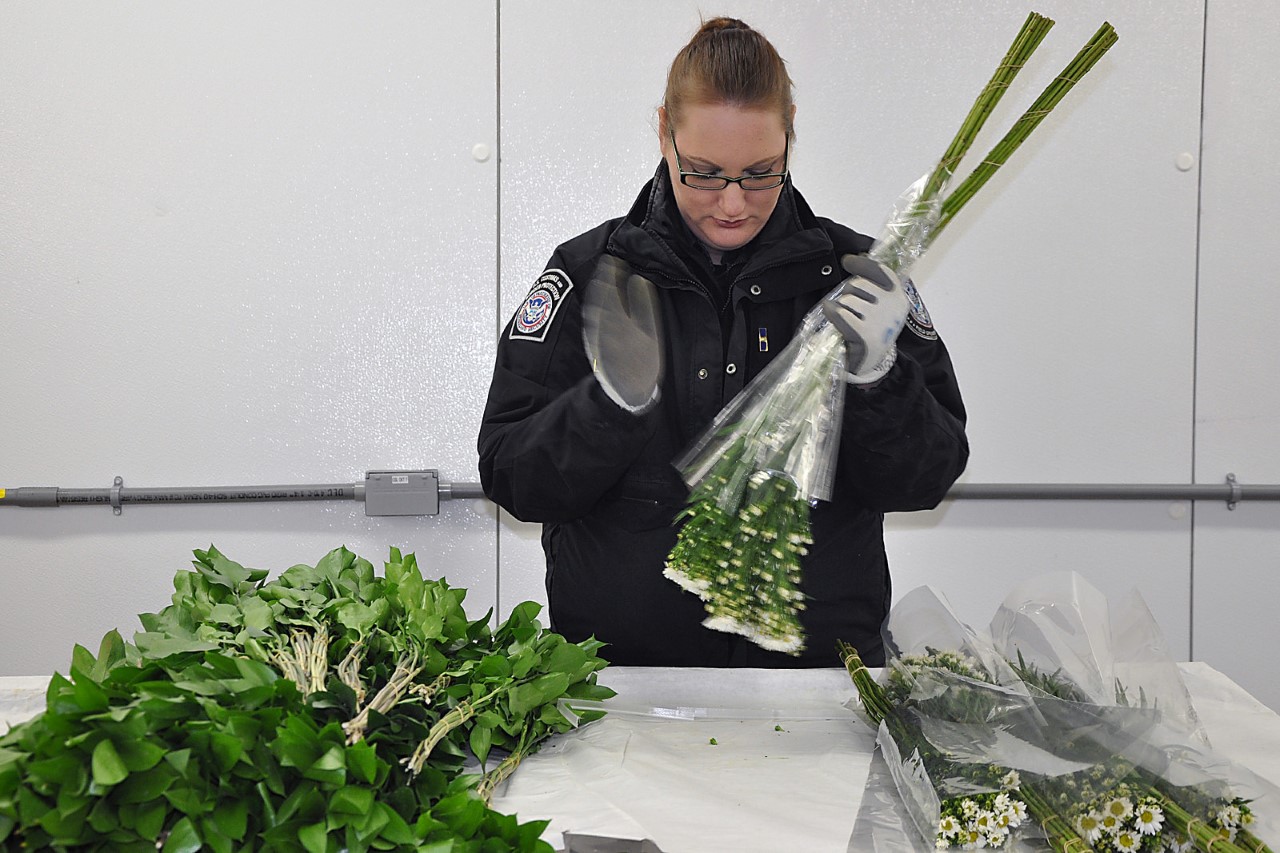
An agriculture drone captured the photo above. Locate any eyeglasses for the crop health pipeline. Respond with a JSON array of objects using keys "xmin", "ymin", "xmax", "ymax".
[{"xmin": 668, "ymin": 129, "xmax": 789, "ymax": 191}]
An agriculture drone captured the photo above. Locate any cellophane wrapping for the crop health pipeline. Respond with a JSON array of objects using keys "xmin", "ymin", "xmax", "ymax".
[{"xmin": 850, "ymin": 575, "xmax": 1280, "ymax": 852}]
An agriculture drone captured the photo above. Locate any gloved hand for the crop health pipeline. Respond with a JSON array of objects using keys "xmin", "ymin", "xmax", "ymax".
[
  {"xmin": 821, "ymin": 253, "xmax": 910, "ymax": 385},
  {"xmin": 582, "ymin": 255, "xmax": 664, "ymax": 413}
]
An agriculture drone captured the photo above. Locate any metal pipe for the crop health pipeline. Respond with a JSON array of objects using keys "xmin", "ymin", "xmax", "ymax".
[
  {"xmin": 6, "ymin": 477, "xmax": 1280, "ymax": 514},
  {"xmin": 946, "ymin": 482, "xmax": 1280, "ymax": 501}
]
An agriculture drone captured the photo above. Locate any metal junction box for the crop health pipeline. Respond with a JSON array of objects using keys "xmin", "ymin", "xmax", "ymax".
[{"xmin": 364, "ymin": 470, "xmax": 440, "ymax": 516}]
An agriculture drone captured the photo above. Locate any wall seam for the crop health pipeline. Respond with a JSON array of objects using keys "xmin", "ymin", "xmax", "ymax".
[
  {"xmin": 493, "ymin": 0, "xmax": 504, "ymax": 621},
  {"xmin": 1188, "ymin": 0, "xmax": 1211, "ymax": 661}
]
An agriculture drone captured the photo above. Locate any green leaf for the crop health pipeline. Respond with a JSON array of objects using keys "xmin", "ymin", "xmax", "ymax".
[
  {"xmin": 116, "ymin": 737, "xmax": 167, "ymax": 773},
  {"xmin": 469, "ymin": 724, "xmax": 494, "ymax": 766},
  {"xmin": 335, "ymin": 600, "xmax": 380, "ymax": 636},
  {"xmin": 545, "ymin": 642, "xmax": 588, "ymax": 677},
  {"xmin": 115, "ymin": 763, "xmax": 177, "ymax": 804},
  {"xmin": 133, "ymin": 632, "xmax": 218, "ymax": 659},
  {"xmin": 195, "ymin": 549, "xmax": 256, "ymax": 591},
  {"xmin": 26, "ymin": 753, "xmax": 88, "ymax": 793},
  {"xmin": 134, "ymin": 799, "xmax": 168, "ymax": 840},
  {"xmin": 91, "ymin": 738, "xmax": 129, "ymax": 786},
  {"xmin": 212, "ymin": 798, "xmax": 248, "ymax": 841},
  {"xmin": 240, "ymin": 595, "xmax": 274, "ymax": 632},
  {"xmin": 161, "ymin": 816, "xmax": 202, "ymax": 853},
  {"xmin": 299, "ymin": 820, "xmax": 329, "ymax": 853},
  {"xmin": 508, "ymin": 673, "xmax": 571, "ymax": 717},
  {"xmin": 345, "ymin": 740, "xmax": 378, "ymax": 785},
  {"xmin": 329, "ymin": 785, "xmax": 374, "ymax": 816},
  {"xmin": 71, "ymin": 643, "xmax": 97, "ymax": 679},
  {"xmin": 377, "ymin": 802, "xmax": 415, "ymax": 845}
]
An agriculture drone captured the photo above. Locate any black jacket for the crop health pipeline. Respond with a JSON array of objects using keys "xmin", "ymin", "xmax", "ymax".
[{"xmin": 478, "ymin": 165, "xmax": 968, "ymax": 667}]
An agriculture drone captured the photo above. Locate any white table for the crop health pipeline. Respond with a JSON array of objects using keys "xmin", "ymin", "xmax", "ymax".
[
  {"xmin": 490, "ymin": 664, "xmax": 1280, "ymax": 853},
  {"xmin": 4, "ymin": 664, "xmax": 1279, "ymax": 852}
]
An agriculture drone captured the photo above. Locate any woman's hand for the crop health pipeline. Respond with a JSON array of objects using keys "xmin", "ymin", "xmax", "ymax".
[
  {"xmin": 582, "ymin": 256, "xmax": 665, "ymax": 413},
  {"xmin": 821, "ymin": 254, "xmax": 909, "ymax": 385}
]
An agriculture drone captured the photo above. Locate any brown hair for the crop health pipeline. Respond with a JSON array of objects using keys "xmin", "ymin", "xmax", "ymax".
[{"xmin": 663, "ymin": 17, "xmax": 795, "ymax": 137}]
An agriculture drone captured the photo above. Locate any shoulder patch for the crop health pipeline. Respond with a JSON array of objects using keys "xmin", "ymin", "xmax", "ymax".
[
  {"xmin": 510, "ymin": 269, "xmax": 574, "ymax": 343},
  {"xmin": 902, "ymin": 278, "xmax": 937, "ymax": 340}
]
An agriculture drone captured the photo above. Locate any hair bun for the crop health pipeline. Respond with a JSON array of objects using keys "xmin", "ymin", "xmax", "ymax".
[{"xmin": 699, "ymin": 16, "xmax": 751, "ymax": 33}]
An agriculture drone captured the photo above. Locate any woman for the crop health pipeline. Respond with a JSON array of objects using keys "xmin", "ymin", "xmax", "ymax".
[{"xmin": 478, "ymin": 17, "xmax": 968, "ymax": 668}]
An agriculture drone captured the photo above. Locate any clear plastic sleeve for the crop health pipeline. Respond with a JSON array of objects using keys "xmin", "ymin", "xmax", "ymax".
[
  {"xmin": 849, "ymin": 575, "xmax": 1280, "ymax": 851},
  {"xmin": 674, "ymin": 168, "xmax": 946, "ymax": 507}
]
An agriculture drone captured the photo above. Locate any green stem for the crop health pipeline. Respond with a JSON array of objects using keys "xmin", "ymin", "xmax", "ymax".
[
  {"xmin": 1236, "ymin": 829, "xmax": 1276, "ymax": 853},
  {"xmin": 405, "ymin": 683, "xmax": 506, "ymax": 775},
  {"xmin": 477, "ymin": 728, "xmax": 533, "ymax": 804},
  {"xmin": 921, "ymin": 11, "xmax": 1056, "ymax": 203},
  {"xmin": 1129, "ymin": 774, "xmax": 1252, "ymax": 853},
  {"xmin": 1020, "ymin": 783, "xmax": 1096, "ymax": 853},
  {"xmin": 342, "ymin": 651, "xmax": 421, "ymax": 745},
  {"xmin": 932, "ymin": 21, "xmax": 1119, "ymax": 242}
]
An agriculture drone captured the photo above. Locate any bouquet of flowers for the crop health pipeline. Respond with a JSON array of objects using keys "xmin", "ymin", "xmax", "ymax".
[
  {"xmin": 842, "ymin": 576, "xmax": 1280, "ymax": 853},
  {"xmin": 663, "ymin": 12, "xmax": 1119, "ymax": 654}
]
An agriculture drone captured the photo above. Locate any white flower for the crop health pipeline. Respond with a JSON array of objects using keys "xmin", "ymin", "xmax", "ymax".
[
  {"xmin": 1075, "ymin": 811, "xmax": 1103, "ymax": 844},
  {"xmin": 1105, "ymin": 797, "xmax": 1135, "ymax": 821},
  {"xmin": 1134, "ymin": 802, "xmax": 1165, "ymax": 835},
  {"xmin": 1099, "ymin": 812, "xmax": 1122, "ymax": 835},
  {"xmin": 1000, "ymin": 770, "xmax": 1021, "ymax": 790},
  {"xmin": 936, "ymin": 837, "xmax": 951, "ymax": 849},
  {"xmin": 961, "ymin": 799, "xmax": 980, "ymax": 819},
  {"xmin": 1218, "ymin": 804, "xmax": 1242, "ymax": 827},
  {"xmin": 1114, "ymin": 830, "xmax": 1141, "ymax": 851},
  {"xmin": 938, "ymin": 815, "xmax": 961, "ymax": 838},
  {"xmin": 1166, "ymin": 834, "xmax": 1194, "ymax": 853}
]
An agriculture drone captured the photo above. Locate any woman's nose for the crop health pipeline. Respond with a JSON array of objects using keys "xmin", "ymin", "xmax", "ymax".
[{"xmin": 718, "ymin": 183, "xmax": 748, "ymax": 216}]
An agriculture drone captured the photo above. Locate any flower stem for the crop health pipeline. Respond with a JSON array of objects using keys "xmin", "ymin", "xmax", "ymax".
[
  {"xmin": 1019, "ymin": 782, "xmax": 1096, "ymax": 853},
  {"xmin": 932, "ymin": 21, "xmax": 1119, "ymax": 242},
  {"xmin": 1129, "ymin": 774, "xmax": 1252, "ymax": 853},
  {"xmin": 342, "ymin": 651, "xmax": 422, "ymax": 745}
]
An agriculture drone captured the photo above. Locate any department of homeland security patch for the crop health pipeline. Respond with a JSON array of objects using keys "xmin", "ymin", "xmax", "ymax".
[
  {"xmin": 510, "ymin": 269, "xmax": 573, "ymax": 342},
  {"xmin": 903, "ymin": 278, "xmax": 937, "ymax": 340}
]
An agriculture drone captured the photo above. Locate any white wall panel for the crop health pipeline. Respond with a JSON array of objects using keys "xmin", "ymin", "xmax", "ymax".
[
  {"xmin": 0, "ymin": 2, "xmax": 499, "ymax": 675},
  {"xmin": 885, "ymin": 501, "xmax": 1192, "ymax": 658},
  {"xmin": 1192, "ymin": 0, "xmax": 1280, "ymax": 711}
]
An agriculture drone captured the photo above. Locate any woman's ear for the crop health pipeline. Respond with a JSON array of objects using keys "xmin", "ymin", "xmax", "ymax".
[{"xmin": 657, "ymin": 106, "xmax": 670, "ymax": 153}]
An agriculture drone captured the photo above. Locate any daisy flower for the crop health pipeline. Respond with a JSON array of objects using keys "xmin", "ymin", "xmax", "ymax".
[
  {"xmin": 1114, "ymin": 830, "xmax": 1141, "ymax": 851},
  {"xmin": 1075, "ymin": 811, "xmax": 1104, "ymax": 844},
  {"xmin": 1134, "ymin": 801, "xmax": 1164, "ymax": 835},
  {"xmin": 1105, "ymin": 796, "xmax": 1135, "ymax": 822}
]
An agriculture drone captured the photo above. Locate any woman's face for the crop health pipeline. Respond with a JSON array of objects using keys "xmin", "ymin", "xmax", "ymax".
[{"xmin": 661, "ymin": 103, "xmax": 790, "ymax": 260}]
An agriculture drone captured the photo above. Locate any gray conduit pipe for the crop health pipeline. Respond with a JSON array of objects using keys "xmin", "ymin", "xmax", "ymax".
[{"xmin": 0, "ymin": 475, "xmax": 1276, "ymax": 515}]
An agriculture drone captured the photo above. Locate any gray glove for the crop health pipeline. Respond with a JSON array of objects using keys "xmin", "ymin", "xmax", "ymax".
[
  {"xmin": 582, "ymin": 255, "xmax": 664, "ymax": 413},
  {"xmin": 821, "ymin": 254, "xmax": 909, "ymax": 385}
]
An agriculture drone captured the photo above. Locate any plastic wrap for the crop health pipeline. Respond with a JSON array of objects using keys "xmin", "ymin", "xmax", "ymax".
[
  {"xmin": 662, "ymin": 170, "xmax": 949, "ymax": 655},
  {"xmin": 848, "ymin": 576, "xmax": 1280, "ymax": 851},
  {"xmin": 673, "ymin": 169, "xmax": 944, "ymax": 509}
]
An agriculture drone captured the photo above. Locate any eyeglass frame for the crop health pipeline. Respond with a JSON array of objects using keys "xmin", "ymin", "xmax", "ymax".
[{"xmin": 667, "ymin": 129, "xmax": 790, "ymax": 191}]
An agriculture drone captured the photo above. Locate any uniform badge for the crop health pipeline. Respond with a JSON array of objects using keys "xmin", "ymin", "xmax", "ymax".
[
  {"xmin": 903, "ymin": 278, "xmax": 937, "ymax": 340},
  {"xmin": 510, "ymin": 269, "xmax": 573, "ymax": 343}
]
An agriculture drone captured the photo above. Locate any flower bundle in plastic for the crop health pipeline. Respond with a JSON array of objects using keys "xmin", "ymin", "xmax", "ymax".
[
  {"xmin": 842, "ymin": 576, "xmax": 1280, "ymax": 853},
  {"xmin": 663, "ymin": 12, "xmax": 1118, "ymax": 654}
]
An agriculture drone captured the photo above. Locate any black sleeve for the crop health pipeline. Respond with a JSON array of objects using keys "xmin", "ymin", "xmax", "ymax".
[
  {"xmin": 477, "ymin": 253, "xmax": 660, "ymax": 523},
  {"xmin": 835, "ymin": 322, "xmax": 969, "ymax": 512}
]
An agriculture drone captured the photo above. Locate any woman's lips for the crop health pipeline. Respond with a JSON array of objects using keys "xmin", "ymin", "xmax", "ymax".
[{"xmin": 715, "ymin": 218, "xmax": 747, "ymax": 228}]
